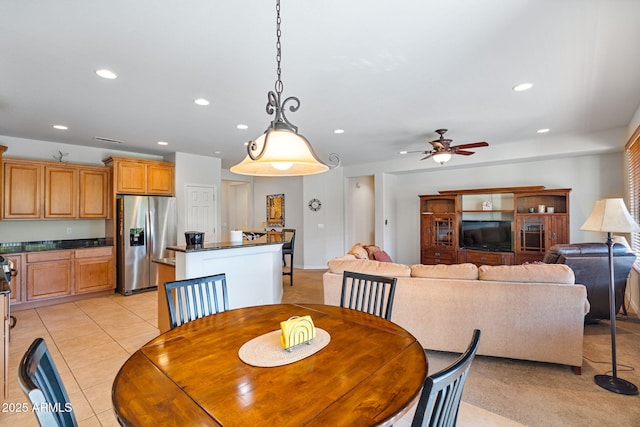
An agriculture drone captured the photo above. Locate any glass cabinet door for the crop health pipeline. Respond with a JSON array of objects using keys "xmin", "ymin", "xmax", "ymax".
[
  {"xmin": 518, "ymin": 217, "xmax": 546, "ymax": 252},
  {"xmin": 433, "ymin": 215, "xmax": 455, "ymax": 247}
]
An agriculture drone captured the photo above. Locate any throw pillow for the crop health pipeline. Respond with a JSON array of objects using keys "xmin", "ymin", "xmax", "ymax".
[
  {"xmin": 373, "ymin": 251, "xmax": 392, "ymax": 263},
  {"xmin": 347, "ymin": 244, "xmax": 369, "ymax": 260},
  {"xmin": 363, "ymin": 244, "xmax": 382, "ymax": 260}
]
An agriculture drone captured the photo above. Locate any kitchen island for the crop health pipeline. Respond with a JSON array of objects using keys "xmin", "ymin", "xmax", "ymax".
[{"xmin": 159, "ymin": 240, "xmax": 283, "ymax": 332}]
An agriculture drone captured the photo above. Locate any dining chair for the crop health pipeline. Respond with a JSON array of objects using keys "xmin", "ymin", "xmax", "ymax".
[
  {"xmin": 281, "ymin": 228, "xmax": 296, "ymax": 286},
  {"xmin": 340, "ymin": 270, "xmax": 398, "ymax": 320},
  {"xmin": 164, "ymin": 273, "xmax": 229, "ymax": 329},
  {"xmin": 18, "ymin": 337, "xmax": 78, "ymax": 427},
  {"xmin": 411, "ymin": 329, "xmax": 481, "ymax": 427}
]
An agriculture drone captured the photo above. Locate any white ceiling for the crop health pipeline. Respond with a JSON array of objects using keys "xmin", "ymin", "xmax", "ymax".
[{"xmin": 1, "ymin": 0, "xmax": 640, "ymax": 170}]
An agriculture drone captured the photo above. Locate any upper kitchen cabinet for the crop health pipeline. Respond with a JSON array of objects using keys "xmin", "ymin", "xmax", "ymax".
[
  {"xmin": 103, "ymin": 157, "xmax": 174, "ymax": 196},
  {"xmin": 2, "ymin": 158, "xmax": 110, "ymax": 220},
  {"xmin": 45, "ymin": 165, "xmax": 78, "ymax": 218},
  {"xmin": 3, "ymin": 159, "xmax": 42, "ymax": 219},
  {"xmin": 79, "ymin": 168, "xmax": 110, "ymax": 218}
]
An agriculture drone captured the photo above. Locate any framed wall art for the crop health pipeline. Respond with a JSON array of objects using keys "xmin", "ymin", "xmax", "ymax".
[{"xmin": 267, "ymin": 194, "xmax": 285, "ymax": 227}]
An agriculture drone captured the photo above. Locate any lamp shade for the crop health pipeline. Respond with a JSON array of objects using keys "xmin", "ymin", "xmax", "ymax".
[
  {"xmin": 432, "ymin": 152, "xmax": 452, "ymax": 164},
  {"xmin": 580, "ymin": 198, "xmax": 640, "ymax": 233},
  {"xmin": 230, "ymin": 128, "xmax": 329, "ymax": 176}
]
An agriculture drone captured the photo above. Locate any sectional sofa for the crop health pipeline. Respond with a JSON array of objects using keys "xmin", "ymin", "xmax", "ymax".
[{"xmin": 323, "ymin": 253, "xmax": 590, "ymax": 374}]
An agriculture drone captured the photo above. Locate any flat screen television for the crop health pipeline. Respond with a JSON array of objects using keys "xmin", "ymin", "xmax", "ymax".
[{"xmin": 460, "ymin": 220, "xmax": 512, "ymax": 252}]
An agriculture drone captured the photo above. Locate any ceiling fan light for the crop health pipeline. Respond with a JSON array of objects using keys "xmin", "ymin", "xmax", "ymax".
[{"xmin": 432, "ymin": 152, "xmax": 452, "ymax": 164}]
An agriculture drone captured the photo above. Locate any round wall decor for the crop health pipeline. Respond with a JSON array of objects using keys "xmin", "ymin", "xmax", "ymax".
[{"xmin": 308, "ymin": 198, "xmax": 322, "ymax": 211}]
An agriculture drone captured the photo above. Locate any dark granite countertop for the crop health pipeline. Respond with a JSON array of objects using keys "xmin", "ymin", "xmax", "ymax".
[
  {"xmin": 167, "ymin": 240, "xmax": 281, "ymax": 253},
  {"xmin": 0, "ymin": 238, "xmax": 113, "ymax": 254}
]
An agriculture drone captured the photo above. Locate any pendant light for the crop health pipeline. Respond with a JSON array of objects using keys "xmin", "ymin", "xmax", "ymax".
[{"xmin": 230, "ymin": 0, "xmax": 340, "ymax": 176}]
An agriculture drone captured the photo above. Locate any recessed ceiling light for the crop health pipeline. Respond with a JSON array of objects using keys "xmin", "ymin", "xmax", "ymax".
[
  {"xmin": 52, "ymin": 125, "xmax": 68, "ymax": 130},
  {"xmin": 513, "ymin": 82, "xmax": 533, "ymax": 92},
  {"xmin": 95, "ymin": 69, "xmax": 118, "ymax": 80},
  {"xmin": 333, "ymin": 129, "xmax": 345, "ymax": 134},
  {"xmin": 237, "ymin": 124, "xmax": 249, "ymax": 130},
  {"xmin": 243, "ymin": 141, "xmax": 249, "ymax": 146},
  {"xmin": 399, "ymin": 151, "xmax": 408, "ymax": 155},
  {"xmin": 537, "ymin": 128, "xmax": 550, "ymax": 133},
  {"xmin": 194, "ymin": 98, "xmax": 210, "ymax": 106},
  {"xmin": 214, "ymin": 151, "xmax": 221, "ymax": 155},
  {"xmin": 157, "ymin": 141, "xmax": 169, "ymax": 146}
]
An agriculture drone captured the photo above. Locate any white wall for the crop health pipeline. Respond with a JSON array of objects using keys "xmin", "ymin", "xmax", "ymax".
[
  {"xmin": 345, "ymin": 176, "xmax": 374, "ymax": 248},
  {"xmin": 169, "ymin": 152, "xmax": 222, "ymax": 243},
  {"xmin": 251, "ymin": 176, "xmax": 304, "ymax": 268},
  {"xmin": 303, "ymin": 168, "xmax": 344, "ymax": 268}
]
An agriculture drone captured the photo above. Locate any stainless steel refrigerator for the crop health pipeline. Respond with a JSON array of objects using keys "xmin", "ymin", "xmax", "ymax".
[{"xmin": 116, "ymin": 195, "xmax": 176, "ymax": 295}]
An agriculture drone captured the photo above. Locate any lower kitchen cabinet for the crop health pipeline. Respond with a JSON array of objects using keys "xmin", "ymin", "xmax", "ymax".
[
  {"xmin": 74, "ymin": 247, "xmax": 113, "ymax": 294},
  {"xmin": 8, "ymin": 246, "xmax": 114, "ymax": 310},
  {"xmin": 26, "ymin": 251, "xmax": 73, "ymax": 301}
]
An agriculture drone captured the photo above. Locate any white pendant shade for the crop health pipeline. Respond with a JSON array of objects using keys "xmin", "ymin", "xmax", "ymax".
[
  {"xmin": 580, "ymin": 198, "xmax": 640, "ymax": 233},
  {"xmin": 230, "ymin": 128, "xmax": 329, "ymax": 176}
]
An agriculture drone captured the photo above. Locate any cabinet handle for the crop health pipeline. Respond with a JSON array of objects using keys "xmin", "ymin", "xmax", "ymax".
[
  {"xmin": 434, "ymin": 252, "xmax": 440, "ymax": 256},
  {"xmin": 480, "ymin": 257, "xmax": 487, "ymax": 262},
  {"xmin": 435, "ymin": 259, "xmax": 440, "ymax": 263}
]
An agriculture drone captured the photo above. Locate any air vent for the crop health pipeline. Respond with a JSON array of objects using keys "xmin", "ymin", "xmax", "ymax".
[{"xmin": 94, "ymin": 136, "xmax": 124, "ymax": 144}]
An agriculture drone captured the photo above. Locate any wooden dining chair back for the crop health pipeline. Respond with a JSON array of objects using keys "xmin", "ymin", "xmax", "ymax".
[
  {"xmin": 411, "ymin": 329, "xmax": 481, "ymax": 427},
  {"xmin": 18, "ymin": 337, "xmax": 78, "ymax": 427},
  {"xmin": 340, "ymin": 271, "xmax": 398, "ymax": 320},
  {"xmin": 164, "ymin": 274, "xmax": 229, "ymax": 329},
  {"xmin": 281, "ymin": 228, "xmax": 296, "ymax": 286}
]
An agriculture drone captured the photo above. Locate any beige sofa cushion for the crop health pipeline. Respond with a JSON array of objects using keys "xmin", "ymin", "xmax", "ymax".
[
  {"xmin": 478, "ymin": 264, "xmax": 575, "ymax": 284},
  {"xmin": 327, "ymin": 258, "xmax": 411, "ymax": 277},
  {"xmin": 411, "ymin": 263, "xmax": 479, "ymax": 280}
]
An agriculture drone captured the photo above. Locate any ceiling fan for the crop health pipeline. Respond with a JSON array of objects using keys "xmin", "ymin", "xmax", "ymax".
[{"xmin": 407, "ymin": 129, "xmax": 489, "ymax": 164}]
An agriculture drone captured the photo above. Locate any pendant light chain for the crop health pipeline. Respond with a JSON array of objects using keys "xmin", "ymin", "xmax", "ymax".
[{"xmin": 275, "ymin": 0, "xmax": 283, "ymax": 96}]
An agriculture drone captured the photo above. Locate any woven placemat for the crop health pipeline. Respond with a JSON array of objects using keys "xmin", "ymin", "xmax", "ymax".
[{"xmin": 238, "ymin": 328, "xmax": 330, "ymax": 367}]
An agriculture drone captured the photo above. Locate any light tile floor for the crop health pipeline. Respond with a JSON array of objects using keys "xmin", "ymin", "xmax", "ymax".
[{"xmin": 2, "ymin": 290, "xmax": 159, "ymax": 426}]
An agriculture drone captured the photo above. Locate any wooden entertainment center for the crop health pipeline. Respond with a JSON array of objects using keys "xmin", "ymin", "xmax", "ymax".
[{"xmin": 419, "ymin": 186, "xmax": 571, "ymax": 266}]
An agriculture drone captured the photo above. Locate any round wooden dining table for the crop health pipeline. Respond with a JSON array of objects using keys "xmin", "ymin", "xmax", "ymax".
[{"xmin": 112, "ymin": 303, "xmax": 427, "ymax": 427}]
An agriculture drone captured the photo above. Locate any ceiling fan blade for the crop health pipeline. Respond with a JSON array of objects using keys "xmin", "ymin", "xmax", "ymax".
[
  {"xmin": 420, "ymin": 153, "xmax": 434, "ymax": 161},
  {"xmin": 404, "ymin": 150, "xmax": 430, "ymax": 154},
  {"xmin": 455, "ymin": 150, "xmax": 476, "ymax": 156},
  {"xmin": 452, "ymin": 141, "xmax": 489, "ymax": 150}
]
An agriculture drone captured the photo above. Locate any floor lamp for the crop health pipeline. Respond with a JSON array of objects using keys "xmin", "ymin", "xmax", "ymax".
[{"xmin": 580, "ymin": 198, "xmax": 640, "ymax": 395}]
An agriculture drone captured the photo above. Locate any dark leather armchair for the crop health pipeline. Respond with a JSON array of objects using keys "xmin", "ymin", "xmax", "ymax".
[{"xmin": 543, "ymin": 243, "xmax": 636, "ymax": 322}]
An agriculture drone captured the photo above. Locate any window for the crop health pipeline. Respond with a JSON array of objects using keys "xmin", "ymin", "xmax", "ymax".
[{"xmin": 625, "ymin": 125, "xmax": 640, "ymax": 267}]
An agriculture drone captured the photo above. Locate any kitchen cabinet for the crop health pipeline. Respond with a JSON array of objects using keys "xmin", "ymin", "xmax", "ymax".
[
  {"xmin": 45, "ymin": 165, "xmax": 78, "ymax": 218},
  {"xmin": 104, "ymin": 157, "xmax": 174, "ymax": 196},
  {"xmin": 79, "ymin": 168, "xmax": 110, "ymax": 218},
  {"xmin": 74, "ymin": 246, "xmax": 113, "ymax": 294},
  {"xmin": 5, "ymin": 254, "xmax": 22, "ymax": 305},
  {"xmin": 2, "ymin": 158, "xmax": 110, "ymax": 219},
  {"xmin": 26, "ymin": 251, "xmax": 73, "ymax": 301},
  {"xmin": 1, "ymin": 281, "xmax": 8, "ymax": 400},
  {"xmin": 3, "ymin": 160, "xmax": 42, "ymax": 219}
]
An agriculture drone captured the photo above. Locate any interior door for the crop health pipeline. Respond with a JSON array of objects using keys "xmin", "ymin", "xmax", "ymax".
[{"xmin": 186, "ymin": 184, "xmax": 217, "ymax": 243}]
